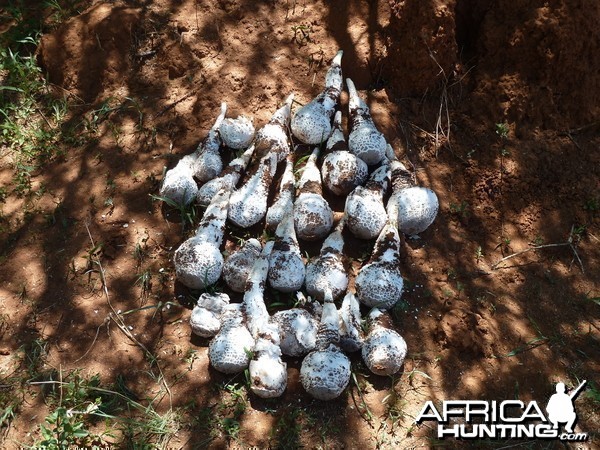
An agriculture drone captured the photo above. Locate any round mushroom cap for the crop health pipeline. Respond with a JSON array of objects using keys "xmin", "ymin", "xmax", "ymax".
[
  {"xmin": 220, "ymin": 116, "xmax": 255, "ymax": 150},
  {"xmin": 355, "ymin": 263, "xmax": 404, "ymax": 310},
  {"xmin": 268, "ymin": 250, "xmax": 306, "ymax": 293},
  {"xmin": 249, "ymin": 351, "xmax": 287, "ymax": 398},
  {"xmin": 345, "ymin": 189, "xmax": 388, "ymax": 240},
  {"xmin": 208, "ymin": 325, "xmax": 255, "ymax": 374},
  {"xmin": 362, "ymin": 328, "xmax": 407, "ymax": 376},
  {"xmin": 174, "ymin": 240, "xmax": 223, "ymax": 290},
  {"xmin": 294, "ymin": 194, "xmax": 334, "ymax": 241},
  {"xmin": 223, "ymin": 239, "xmax": 262, "ymax": 293},
  {"xmin": 160, "ymin": 159, "xmax": 198, "ymax": 206},
  {"xmin": 322, "ymin": 151, "xmax": 369, "ymax": 196},
  {"xmin": 305, "ymin": 254, "xmax": 348, "ymax": 301},
  {"xmin": 291, "ymin": 102, "xmax": 332, "ymax": 145},
  {"xmin": 349, "ymin": 127, "xmax": 386, "ymax": 165},
  {"xmin": 190, "ymin": 306, "xmax": 221, "ymax": 338},
  {"xmin": 394, "ymin": 187, "xmax": 439, "ymax": 235},
  {"xmin": 300, "ymin": 346, "xmax": 351, "ymax": 400}
]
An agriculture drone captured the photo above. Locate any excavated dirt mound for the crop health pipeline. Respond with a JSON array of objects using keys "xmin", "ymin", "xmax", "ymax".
[
  {"xmin": 1, "ymin": 0, "xmax": 599, "ymax": 448},
  {"xmin": 385, "ymin": 0, "xmax": 600, "ymax": 130}
]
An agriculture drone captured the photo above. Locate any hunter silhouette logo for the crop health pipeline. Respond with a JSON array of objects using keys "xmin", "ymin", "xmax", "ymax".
[
  {"xmin": 415, "ymin": 380, "xmax": 588, "ymax": 442},
  {"xmin": 546, "ymin": 380, "xmax": 586, "ymax": 434}
]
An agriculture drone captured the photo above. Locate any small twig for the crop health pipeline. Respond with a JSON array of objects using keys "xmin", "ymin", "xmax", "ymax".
[
  {"xmin": 83, "ymin": 220, "xmax": 173, "ymax": 406},
  {"xmin": 491, "ymin": 225, "xmax": 585, "ymax": 273}
]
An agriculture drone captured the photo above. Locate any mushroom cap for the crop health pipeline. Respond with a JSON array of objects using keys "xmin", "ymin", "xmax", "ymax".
[
  {"xmin": 362, "ymin": 328, "xmax": 407, "ymax": 376},
  {"xmin": 197, "ymin": 292, "xmax": 230, "ymax": 312},
  {"xmin": 190, "ymin": 306, "xmax": 221, "ymax": 338},
  {"xmin": 291, "ymin": 102, "xmax": 332, "ymax": 145},
  {"xmin": 322, "ymin": 151, "xmax": 369, "ymax": 196},
  {"xmin": 220, "ymin": 116, "xmax": 255, "ymax": 150},
  {"xmin": 223, "ymin": 239, "xmax": 262, "ymax": 293},
  {"xmin": 294, "ymin": 193, "xmax": 334, "ymax": 241},
  {"xmin": 190, "ymin": 292, "xmax": 230, "ymax": 337},
  {"xmin": 300, "ymin": 345, "xmax": 351, "ymax": 400},
  {"xmin": 159, "ymin": 156, "xmax": 198, "ymax": 206},
  {"xmin": 345, "ymin": 188, "xmax": 388, "ymax": 240},
  {"xmin": 355, "ymin": 262, "xmax": 404, "ymax": 310},
  {"xmin": 174, "ymin": 240, "xmax": 223, "ymax": 290},
  {"xmin": 392, "ymin": 187, "xmax": 439, "ymax": 235},
  {"xmin": 272, "ymin": 309, "xmax": 318, "ymax": 357},
  {"xmin": 254, "ymin": 123, "xmax": 290, "ymax": 162},
  {"xmin": 268, "ymin": 249, "xmax": 306, "ymax": 292},
  {"xmin": 208, "ymin": 324, "xmax": 255, "ymax": 374},
  {"xmin": 348, "ymin": 127, "xmax": 387, "ymax": 166},
  {"xmin": 249, "ymin": 351, "xmax": 287, "ymax": 398},
  {"xmin": 305, "ymin": 254, "xmax": 348, "ymax": 301},
  {"xmin": 193, "ymin": 150, "xmax": 223, "ymax": 184}
]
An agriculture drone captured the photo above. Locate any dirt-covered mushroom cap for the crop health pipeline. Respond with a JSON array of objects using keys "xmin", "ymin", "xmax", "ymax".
[
  {"xmin": 322, "ymin": 150, "xmax": 369, "ymax": 196},
  {"xmin": 272, "ymin": 309, "xmax": 318, "ymax": 357},
  {"xmin": 189, "ymin": 292, "xmax": 230, "ymax": 338},
  {"xmin": 393, "ymin": 187, "xmax": 439, "ymax": 235},
  {"xmin": 220, "ymin": 115, "xmax": 255, "ymax": 150},
  {"xmin": 300, "ymin": 347, "xmax": 351, "ymax": 400},
  {"xmin": 355, "ymin": 222, "xmax": 404, "ymax": 310},
  {"xmin": 174, "ymin": 240, "xmax": 223, "ymax": 289},
  {"xmin": 361, "ymin": 309, "xmax": 407, "ymax": 376},
  {"xmin": 305, "ymin": 218, "xmax": 348, "ymax": 301},
  {"xmin": 159, "ymin": 155, "xmax": 198, "ymax": 206},
  {"xmin": 249, "ymin": 323, "xmax": 287, "ymax": 398},
  {"xmin": 300, "ymin": 292, "xmax": 351, "ymax": 400},
  {"xmin": 345, "ymin": 164, "xmax": 390, "ymax": 240},
  {"xmin": 346, "ymin": 78, "xmax": 386, "ymax": 165},
  {"xmin": 208, "ymin": 304, "xmax": 255, "ymax": 374},
  {"xmin": 222, "ymin": 238, "xmax": 262, "ymax": 293},
  {"xmin": 268, "ymin": 210, "xmax": 305, "ymax": 292},
  {"xmin": 294, "ymin": 193, "xmax": 334, "ymax": 241}
]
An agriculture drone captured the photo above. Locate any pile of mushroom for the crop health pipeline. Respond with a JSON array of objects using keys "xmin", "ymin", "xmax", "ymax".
[{"xmin": 159, "ymin": 50, "xmax": 438, "ymax": 400}]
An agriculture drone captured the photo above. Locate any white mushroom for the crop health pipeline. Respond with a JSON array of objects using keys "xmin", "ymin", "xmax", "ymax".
[
  {"xmin": 254, "ymin": 94, "xmax": 294, "ymax": 163},
  {"xmin": 222, "ymin": 238, "xmax": 262, "ymax": 293},
  {"xmin": 268, "ymin": 210, "xmax": 306, "ymax": 293},
  {"xmin": 173, "ymin": 187, "xmax": 230, "ymax": 289},
  {"xmin": 193, "ymin": 102, "xmax": 228, "ymax": 184},
  {"xmin": 386, "ymin": 145, "xmax": 439, "ymax": 236},
  {"xmin": 249, "ymin": 322, "xmax": 287, "ymax": 398},
  {"xmin": 355, "ymin": 204, "xmax": 404, "ymax": 310},
  {"xmin": 305, "ymin": 217, "xmax": 348, "ymax": 301},
  {"xmin": 338, "ymin": 291, "xmax": 364, "ymax": 353},
  {"xmin": 361, "ymin": 308, "xmax": 407, "ymax": 376},
  {"xmin": 294, "ymin": 147, "xmax": 334, "ymax": 241},
  {"xmin": 208, "ymin": 303, "xmax": 255, "ymax": 374},
  {"xmin": 228, "ymin": 152, "xmax": 278, "ymax": 228},
  {"xmin": 220, "ymin": 115, "xmax": 255, "ymax": 150},
  {"xmin": 345, "ymin": 161, "xmax": 390, "ymax": 240},
  {"xmin": 196, "ymin": 144, "xmax": 255, "ymax": 207},
  {"xmin": 272, "ymin": 307, "xmax": 318, "ymax": 357},
  {"xmin": 291, "ymin": 50, "xmax": 343, "ymax": 145},
  {"xmin": 265, "ymin": 154, "xmax": 295, "ymax": 231},
  {"xmin": 238, "ymin": 242, "xmax": 288, "ymax": 398},
  {"xmin": 158, "ymin": 154, "xmax": 198, "ymax": 206},
  {"xmin": 346, "ymin": 78, "xmax": 386, "ymax": 165},
  {"xmin": 321, "ymin": 111, "xmax": 368, "ymax": 196},
  {"xmin": 190, "ymin": 292, "xmax": 230, "ymax": 338},
  {"xmin": 158, "ymin": 103, "xmax": 227, "ymax": 205},
  {"xmin": 300, "ymin": 290, "xmax": 351, "ymax": 401}
]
